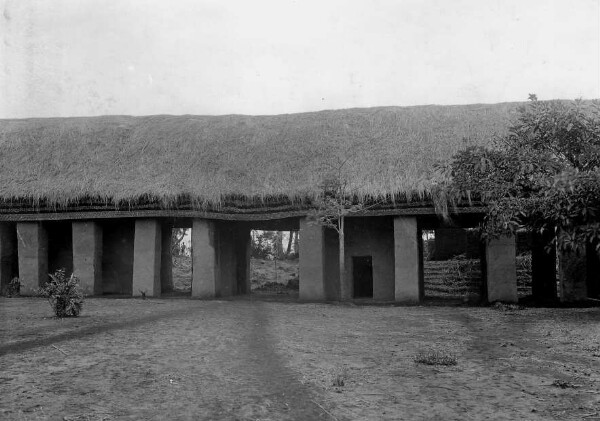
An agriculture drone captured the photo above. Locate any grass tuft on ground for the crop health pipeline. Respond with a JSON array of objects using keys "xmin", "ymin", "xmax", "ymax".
[{"xmin": 414, "ymin": 349, "xmax": 458, "ymax": 366}]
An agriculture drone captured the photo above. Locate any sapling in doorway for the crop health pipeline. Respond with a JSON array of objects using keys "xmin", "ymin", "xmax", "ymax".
[
  {"xmin": 310, "ymin": 167, "xmax": 365, "ymax": 300},
  {"xmin": 38, "ymin": 268, "xmax": 84, "ymax": 317}
]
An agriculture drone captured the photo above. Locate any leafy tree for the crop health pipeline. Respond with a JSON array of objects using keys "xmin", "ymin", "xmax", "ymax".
[
  {"xmin": 438, "ymin": 97, "xmax": 600, "ymax": 252},
  {"xmin": 251, "ymin": 230, "xmax": 278, "ymax": 259},
  {"xmin": 310, "ymin": 162, "xmax": 365, "ymax": 300},
  {"xmin": 171, "ymin": 228, "xmax": 188, "ymax": 256},
  {"xmin": 285, "ymin": 231, "xmax": 296, "ymax": 256}
]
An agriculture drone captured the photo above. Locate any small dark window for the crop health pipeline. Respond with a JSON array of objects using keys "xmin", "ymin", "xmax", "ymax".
[{"xmin": 353, "ymin": 256, "xmax": 373, "ymax": 298}]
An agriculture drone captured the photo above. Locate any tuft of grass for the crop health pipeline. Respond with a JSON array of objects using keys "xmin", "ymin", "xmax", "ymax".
[
  {"xmin": 414, "ymin": 349, "xmax": 458, "ymax": 366},
  {"xmin": 332, "ymin": 374, "xmax": 345, "ymax": 387},
  {"xmin": 330, "ymin": 366, "xmax": 349, "ymax": 388},
  {"xmin": 551, "ymin": 379, "xmax": 580, "ymax": 389},
  {"xmin": 492, "ymin": 302, "xmax": 524, "ymax": 311},
  {"xmin": 6, "ymin": 277, "xmax": 21, "ymax": 297}
]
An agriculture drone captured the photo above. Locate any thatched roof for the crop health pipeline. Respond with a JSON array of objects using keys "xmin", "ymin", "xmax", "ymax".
[{"xmin": 0, "ymin": 103, "xmax": 521, "ymax": 213}]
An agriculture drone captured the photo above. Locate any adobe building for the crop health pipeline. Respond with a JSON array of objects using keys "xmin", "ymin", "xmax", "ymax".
[{"xmin": 0, "ymin": 104, "xmax": 597, "ymax": 303}]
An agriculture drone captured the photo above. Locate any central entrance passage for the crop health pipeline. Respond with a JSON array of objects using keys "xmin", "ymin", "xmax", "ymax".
[
  {"xmin": 250, "ymin": 230, "xmax": 299, "ymax": 297},
  {"xmin": 353, "ymin": 256, "xmax": 373, "ymax": 298},
  {"xmin": 247, "ymin": 217, "xmax": 301, "ymax": 299}
]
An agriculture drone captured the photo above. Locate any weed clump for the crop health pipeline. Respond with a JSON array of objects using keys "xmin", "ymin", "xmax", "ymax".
[
  {"xmin": 6, "ymin": 277, "xmax": 21, "ymax": 297},
  {"xmin": 38, "ymin": 269, "xmax": 84, "ymax": 317},
  {"xmin": 551, "ymin": 379, "xmax": 579, "ymax": 389},
  {"xmin": 329, "ymin": 366, "xmax": 349, "ymax": 392},
  {"xmin": 414, "ymin": 349, "xmax": 458, "ymax": 366},
  {"xmin": 332, "ymin": 372, "xmax": 345, "ymax": 387},
  {"xmin": 492, "ymin": 302, "xmax": 524, "ymax": 311}
]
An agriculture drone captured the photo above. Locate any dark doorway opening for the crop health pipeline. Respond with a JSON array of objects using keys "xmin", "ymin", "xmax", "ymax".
[{"xmin": 353, "ymin": 256, "xmax": 373, "ymax": 298}]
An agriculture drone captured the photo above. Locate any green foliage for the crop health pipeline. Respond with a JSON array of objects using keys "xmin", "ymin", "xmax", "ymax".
[
  {"xmin": 171, "ymin": 228, "xmax": 189, "ymax": 256},
  {"xmin": 440, "ymin": 98, "xmax": 600, "ymax": 252},
  {"xmin": 6, "ymin": 277, "xmax": 21, "ymax": 297},
  {"xmin": 309, "ymin": 172, "xmax": 365, "ymax": 233},
  {"xmin": 251, "ymin": 231, "xmax": 278, "ymax": 259},
  {"xmin": 329, "ymin": 366, "xmax": 349, "ymax": 388},
  {"xmin": 38, "ymin": 269, "xmax": 84, "ymax": 317}
]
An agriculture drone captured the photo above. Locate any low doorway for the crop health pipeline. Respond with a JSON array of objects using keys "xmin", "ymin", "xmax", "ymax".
[{"xmin": 353, "ymin": 256, "xmax": 373, "ymax": 298}]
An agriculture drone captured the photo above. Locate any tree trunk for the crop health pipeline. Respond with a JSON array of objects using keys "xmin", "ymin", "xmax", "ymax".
[
  {"xmin": 293, "ymin": 231, "xmax": 299, "ymax": 255},
  {"xmin": 285, "ymin": 230, "xmax": 293, "ymax": 256},
  {"xmin": 339, "ymin": 216, "xmax": 347, "ymax": 300},
  {"xmin": 171, "ymin": 228, "xmax": 186, "ymax": 255},
  {"xmin": 275, "ymin": 231, "xmax": 284, "ymax": 259}
]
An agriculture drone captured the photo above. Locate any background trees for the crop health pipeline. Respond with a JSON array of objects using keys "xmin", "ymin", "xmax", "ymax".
[
  {"xmin": 251, "ymin": 230, "xmax": 299, "ymax": 260},
  {"xmin": 439, "ymin": 97, "xmax": 600, "ymax": 252}
]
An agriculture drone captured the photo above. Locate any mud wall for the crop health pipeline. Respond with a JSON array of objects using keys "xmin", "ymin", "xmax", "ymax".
[
  {"xmin": 101, "ymin": 220, "xmax": 134, "ymax": 295},
  {"xmin": 344, "ymin": 216, "xmax": 395, "ymax": 301},
  {"xmin": 324, "ymin": 227, "xmax": 340, "ymax": 300},
  {"xmin": 216, "ymin": 222, "xmax": 251, "ymax": 296}
]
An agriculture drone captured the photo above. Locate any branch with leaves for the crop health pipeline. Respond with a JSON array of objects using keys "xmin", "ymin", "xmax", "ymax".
[{"xmin": 439, "ymin": 97, "xmax": 600, "ymax": 252}]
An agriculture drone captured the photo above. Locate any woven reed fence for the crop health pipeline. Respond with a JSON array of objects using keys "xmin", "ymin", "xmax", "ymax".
[{"xmin": 423, "ymin": 255, "xmax": 532, "ymax": 299}]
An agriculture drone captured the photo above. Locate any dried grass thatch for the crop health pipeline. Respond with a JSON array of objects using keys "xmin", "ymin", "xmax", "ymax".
[{"xmin": 0, "ymin": 103, "xmax": 520, "ymax": 211}]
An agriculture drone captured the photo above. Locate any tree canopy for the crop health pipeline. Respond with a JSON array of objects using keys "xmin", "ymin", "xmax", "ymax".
[{"xmin": 438, "ymin": 97, "xmax": 600, "ymax": 251}]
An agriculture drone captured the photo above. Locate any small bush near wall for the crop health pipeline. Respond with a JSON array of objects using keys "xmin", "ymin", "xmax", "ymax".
[
  {"xmin": 6, "ymin": 277, "xmax": 22, "ymax": 297},
  {"xmin": 38, "ymin": 269, "xmax": 84, "ymax": 317}
]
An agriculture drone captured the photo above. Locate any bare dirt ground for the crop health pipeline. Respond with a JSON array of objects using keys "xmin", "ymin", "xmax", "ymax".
[{"xmin": 0, "ymin": 298, "xmax": 599, "ymax": 421}]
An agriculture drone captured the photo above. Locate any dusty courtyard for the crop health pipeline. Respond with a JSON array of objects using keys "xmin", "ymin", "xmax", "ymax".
[{"xmin": 0, "ymin": 298, "xmax": 599, "ymax": 421}]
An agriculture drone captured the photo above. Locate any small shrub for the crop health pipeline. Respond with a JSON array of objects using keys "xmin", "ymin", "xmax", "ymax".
[
  {"xmin": 332, "ymin": 374, "xmax": 345, "ymax": 387},
  {"xmin": 38, "ymin": 269, "xmax": 84, "ymax": 317},
  {"xmin": 551, "ymin": 379, "xmax": 579, "ymax": 389},
  {"xmin": 330, "ymin": 367, "xmax": 348, "ymax": 388},
  {"xmin": 414, "ymin": 349, "xmax": 458, "ymax": 366},
  {"xmin": 492, "ymin": 302, "xmax": 524, "ymax": 311},
  {"xmin": 6, "ymin": 277, "xmax": 21, "ymax": 297}
]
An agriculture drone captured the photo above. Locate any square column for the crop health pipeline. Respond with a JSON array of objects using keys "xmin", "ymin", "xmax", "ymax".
[
  {"xmin": 192, "ymin": 219, "xmax": 219, "ymax": 298},
  {"xmin": 394, "ymin": 216, "xmax": 423, "ymax": 303},
  {"xmin": 484, "ymin": 236, "xmax": 518, "ymax": 303},
  {"xmin": 299, "ymin": 218, "xmax": 326, "ymax": 300},
  {"xmin": 17, "ymin": 222, "xmax": 48, "ymax": 295},
  {"xmin": 0, "ymin": 224, "xmax": 17, "ymax": 294},
  {"xmin": 132, "ymin": 219, "xmax": 162, "ymax": 297},
  {"xmin": 72, "ymin": 221, "xmax": 103, "ymax": 296}
]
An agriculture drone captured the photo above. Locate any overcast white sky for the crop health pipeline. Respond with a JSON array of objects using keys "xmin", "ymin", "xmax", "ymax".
[{"xmin": 0, "ymin": 0, "xmax": 598, "ymax": 118}]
